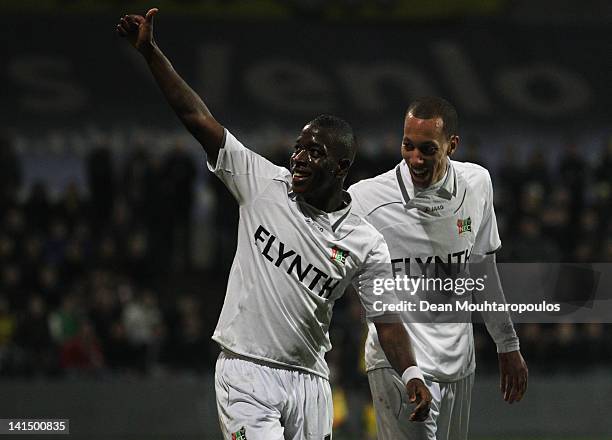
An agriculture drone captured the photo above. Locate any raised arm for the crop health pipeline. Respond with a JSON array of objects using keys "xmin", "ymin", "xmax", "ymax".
[{"xmin": 116, "ymin": 9, "xmax": 224, "ymax": 163}]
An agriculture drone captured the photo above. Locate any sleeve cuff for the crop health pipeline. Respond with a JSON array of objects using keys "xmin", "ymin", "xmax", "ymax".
[
  {"xmin": 367, "ymin": 311, "xmax": 402, "ymax": 322},
  {"xmin": 485, "ymin": 244, "xmax": 502, "ymax": 255},
  {"xmin": 496, "ymin": 339, "xmax": 520, "ymax": 354},
  {"xmin": 206, "ymin": 129, "xmax": 228, "ymax": 172}
]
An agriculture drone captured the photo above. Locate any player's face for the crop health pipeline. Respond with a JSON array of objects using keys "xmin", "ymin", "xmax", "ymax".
[
  {"xmin": 401, "ymin": 114, "xmax": 458, "ymax": 188},
  {"xmin": 290, "ymin": 124, "xmax": 339, "ymax": 195}
]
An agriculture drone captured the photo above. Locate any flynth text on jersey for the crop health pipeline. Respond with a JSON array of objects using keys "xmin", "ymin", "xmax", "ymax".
[
  {"xmin": 254, "ymin": 225, "xmax": 341, "ymax": 298},
  {"xmin": 391, "ymin": 249, "xmax": 471, "ymax": 278}
]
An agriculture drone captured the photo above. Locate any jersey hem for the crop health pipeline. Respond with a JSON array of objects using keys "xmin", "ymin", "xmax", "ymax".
[
  {"xmin": 365, "ymin": 363, "xmax": 476, "ymax": 383},
  {"xmin": 214, "ymin": 341, "xmax": 330, "ymax": 381}
]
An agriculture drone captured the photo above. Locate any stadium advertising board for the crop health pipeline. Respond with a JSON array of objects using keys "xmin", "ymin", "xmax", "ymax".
[{"xmin": 1, "ymin": 17, "xmax": 610, "ymax": 131}]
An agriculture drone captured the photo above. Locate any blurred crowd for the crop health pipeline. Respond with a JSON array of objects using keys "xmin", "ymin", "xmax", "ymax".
[
  {"xmin": 0, "ymin": 131, "xmax": 611, "ymax": 385},
  {"xmin": 0, "ymin": 136, "xmax": 218, "ymax": 377}
]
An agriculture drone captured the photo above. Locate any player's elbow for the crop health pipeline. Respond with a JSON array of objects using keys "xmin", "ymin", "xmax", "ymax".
[
  {"xmin": 375, "ymin": 322, "xmax": 402, "ymax": 345},
  {"xmin": 182, "ymin": 113, "xmax": 224, "ymax": 152},
  {"xmin": 183, "ymin": 112, "xmax": 215, "ymax": 135},
  {"xmin": 375, "ymin": 321, "xmax": 417, "ymax": 370}
]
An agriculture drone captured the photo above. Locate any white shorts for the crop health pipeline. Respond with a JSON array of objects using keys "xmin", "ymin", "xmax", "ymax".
[
  {"xmin": 368, "ymin": 368, "xmax": 474, "ymax": 440},
  {"xmin": 215, "ymin": 350, "xmax": 333, "ymax": 440}
]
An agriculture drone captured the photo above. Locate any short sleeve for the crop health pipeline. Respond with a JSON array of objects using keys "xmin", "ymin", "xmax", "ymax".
[
  {"xmin": 347, "ymin": 184, "xmax": 367, "ymax": 217},
  {"xmin": 472, "ymin": 170, "xmax": 502, "ymax": 255},
  {"xmin": 207, "ymin": 129, "xmax": 288, "ymax": 205},
  {"xmin": 352, "ymin": 234, "xmax": 400, "ymax": 320}
]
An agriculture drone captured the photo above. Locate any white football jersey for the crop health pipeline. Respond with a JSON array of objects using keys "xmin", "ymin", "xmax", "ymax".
[
  {"xmin": 349, "ymin": 160, "xmax": 501, "ymax": 382},
  {"xmin": 208, "ymin": 129, "xmax": 395, "ymax": 379}
]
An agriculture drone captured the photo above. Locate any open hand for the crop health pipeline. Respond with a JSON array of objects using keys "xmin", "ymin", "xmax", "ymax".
[{"xmin": 499, "ymin": 350, "xmax": 528, "ymax": 403}]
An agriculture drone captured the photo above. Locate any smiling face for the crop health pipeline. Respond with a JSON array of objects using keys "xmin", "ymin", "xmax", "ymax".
[
  {"xmin": 401, "ymin": 113, "xmax": 459, "ymax": 188},
  {"xmin": 290, "ymin": 123, "xmax": 344, "ymax": 197}
]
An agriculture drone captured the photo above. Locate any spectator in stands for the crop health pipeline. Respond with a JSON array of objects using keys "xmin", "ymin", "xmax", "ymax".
[
  {"xmin": 559, "ymin": 141, "xmax": 588, "ymax": 258},
  {"xmin": 122, "ymin": 144, "xmax": 155, "ymax": 226},
  {"xmin": 121, "ymin": 289, "xmax": 163, "ymax": 372},
  {"xmin": 49, "ymin": 295, "xmax": 82, "ymax": 345},
  {"xmin": 497, "ymin": 144, "xmax": 524, "ymax": 232},
  {"xmin": 15, "ymin": 295, "xmax": 56, "ymax": 376},
  {"xmin": 105, "ymin": 320, "xmax": 137, "ymax": 372},
  {"xmin": 0, "ymin": 132, "xmax": 22, "ymax": 208},
  {"xmin": 87, "ymin": 146, "xmax": 115, "ymax": 232},
  {"xmin": 24, "ymin": 182, "xmax": 51, "ymax": 234},
  {"xmin": 57, "ymin": 182, "xmax": 88, "ymax": 232},
  {"xmin": 1, "ymin": 264, "xmax": 23, "ymax": 313},
  {"xmin": 60, "ymin": 320, "xmax": 105, "ymax": 375},
  {"xmin": 162, "ymin": 140, "xmax": 197, "ymax": 271},
  {"xmin": 524, "ymin": 148, "xmax": 551, "ymax": 194},
  {"xmin": 88, "ymin": 284, "xmax": 121, "ymax": 362},
  {"xmin": 594, "ymin": 136, "xmax": 612, "ymax": 234},
  {"xmin": 0, "ymin": 297, "xmax": 16, "ymax": 373}
]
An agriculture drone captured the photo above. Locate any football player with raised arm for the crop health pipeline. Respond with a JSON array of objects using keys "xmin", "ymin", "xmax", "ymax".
[
  {"xmin": 349, "ymin": 97, "xmax": 528, "ymax": 440},
  {"xmin": 116, "ymin": 9, "xmax": 431, "ymax": 439}
]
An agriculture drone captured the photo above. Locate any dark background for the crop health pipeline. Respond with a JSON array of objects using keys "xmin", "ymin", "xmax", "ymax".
[{"xmin": 0, "ymin": 1, "xmax": 611, "ymax": 438}]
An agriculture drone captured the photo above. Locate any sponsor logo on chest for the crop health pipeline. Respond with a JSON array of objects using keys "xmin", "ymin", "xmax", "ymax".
[
  {"xmin": 254, "ymin": 225, "xmax": 342, "ymax": 298},
  {"xmin": 391, "ymin": 248, "xmax": 472, "ymax": 278}
]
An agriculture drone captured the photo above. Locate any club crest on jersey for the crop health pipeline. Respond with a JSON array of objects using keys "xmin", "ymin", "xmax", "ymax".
[
  {"xmin": 457, "ymin": 217, "xmax": 472, "ymax": 234},
  {"xmin": 330, "ymin": 246, "xmax": 349, "ymax": 265},
  {"xmin": 231, "ymin": 427, "xmax": 247, "ymax": 440}
]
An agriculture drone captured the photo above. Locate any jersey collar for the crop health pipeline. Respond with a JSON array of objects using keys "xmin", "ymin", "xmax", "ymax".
[
  {"xmin": 289, "ymin": 190, "xmax": 353, "ymax": 233},
  {"xmin": 396, "ymin": 159, "xmax": 457, "ymax": 205}
]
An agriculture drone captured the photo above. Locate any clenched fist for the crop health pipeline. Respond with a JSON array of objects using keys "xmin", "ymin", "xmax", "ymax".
[
  {"xmin": 116, "ymin": 8, "xmax": 158, "ymax": 56},
  {"xmin": 406, "ymin": 378, "xmax": 432, "ymax": 422}
]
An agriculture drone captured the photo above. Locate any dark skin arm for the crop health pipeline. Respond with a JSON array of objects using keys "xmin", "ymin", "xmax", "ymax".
[
  {"xmin": 375, "ymin": 321, "xmax": 432, "ymax": 422},
  {"xmin": 116, "ymin": 8, "xmax": 224, "ymax": 163},
  {"xmin": 471, "ymin": 254, "xmax": 528, "ymax": 403},
  {"xmin": 498, "ymin": 350, "xmax": 528, "ymax": 403}
]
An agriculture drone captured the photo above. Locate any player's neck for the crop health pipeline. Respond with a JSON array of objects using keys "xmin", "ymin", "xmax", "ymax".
[
  {"xmin": 412, "ymin": 161, "xmax": 449, "ymax": 191},
  {"xmin": 414, "ymin": 176, "xmax": 441, "ymax": 191},
  {"xmin": 303, "ymin": 189, "xmax": 345, "ymax": 213}
]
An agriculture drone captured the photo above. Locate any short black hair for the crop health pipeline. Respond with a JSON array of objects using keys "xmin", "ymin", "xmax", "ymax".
[
  {"xmin": 308, "ymin": 114, "xmax": 357, "ymax": 164},
  {"xmin": 406, "ymin": 97, "xmax": 458, "ymax": 139}
]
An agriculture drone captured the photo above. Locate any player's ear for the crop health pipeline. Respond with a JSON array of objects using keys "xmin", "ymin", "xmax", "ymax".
[
  {"xmin": 448, "ymin": 135, "xmax": 459, "ymax": 156},
  {"xmin": 335, "ymin": 158, "xmax": 351, "ymax": 178}
]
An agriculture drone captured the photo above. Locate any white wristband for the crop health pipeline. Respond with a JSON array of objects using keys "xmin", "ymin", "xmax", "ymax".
[{"xmin": 401, "ymin": 366, "xmax": 425, "ymax": 386}]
